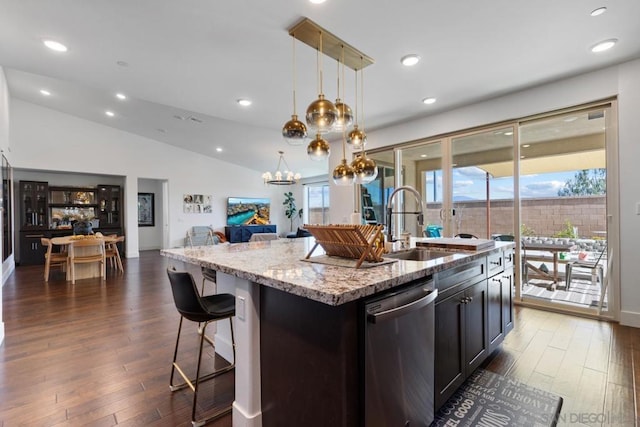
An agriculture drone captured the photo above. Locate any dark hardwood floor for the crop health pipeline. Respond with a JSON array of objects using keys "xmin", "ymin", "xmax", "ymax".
[{"xmin": 1, "ymin": 251, "xmax": 638, "ymax": 426}]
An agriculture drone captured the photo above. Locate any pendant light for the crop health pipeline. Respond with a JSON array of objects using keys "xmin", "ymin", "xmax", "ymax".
[
  {"xmin": 332, "ymin": 46, "xmax": 353, "ymax": 132},
  {"xmin": 282, "ymin": 35, "xmax": 308, "ymax": 146},
  {"xmin": 351, "ymin": 58, "xmax": 377, "ymax": 184},
  {"xmin": 347, "ymin": 66, "xmax": 366, "ymax": 150},
  {"xmin": 305, "ymin": 30, "xmax": 338, "ymax": 135},
  {"xmin": 307, "ymin": 133, "xmax": 330, "ymax": 161},
  {"xmin": 262, "ymin": 151, "xmax": 301, "ymax": 185},
  {"xmin": 332, "ymin": 46, "xmax": 355, "ymax": 185}
]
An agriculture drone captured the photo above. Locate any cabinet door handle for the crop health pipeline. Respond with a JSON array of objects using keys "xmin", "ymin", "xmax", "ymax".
[
  {"xmin": 467, "ymin": 296, "xmax": 474, "ymax": 303},
  {"xmin": 492, "ymin": 277, "xmax": 501, "ymax": 283},
  {"xmin": 490, "ymin": 260, "xmax": 502, "ymax": 266}
]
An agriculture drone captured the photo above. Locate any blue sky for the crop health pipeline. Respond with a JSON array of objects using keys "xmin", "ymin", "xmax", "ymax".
[{"xmin": 425, "ymin": 167, "xmax": 579, "ymax": 201}]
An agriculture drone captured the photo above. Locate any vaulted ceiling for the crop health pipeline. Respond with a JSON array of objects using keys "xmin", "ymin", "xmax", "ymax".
[{"xmin": 1, "ymin": 0, "xmax": 638, "ymax": 178}]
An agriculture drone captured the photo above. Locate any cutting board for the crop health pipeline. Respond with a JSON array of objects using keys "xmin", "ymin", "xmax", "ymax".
[{"xmin": 416, "ymin": 237, "xmax": 495, "ymax": 251}]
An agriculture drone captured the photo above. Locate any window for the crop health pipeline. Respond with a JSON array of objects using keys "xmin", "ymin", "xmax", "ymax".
[{"xmin": 305, "ymin": 184, "xmax": 330, "ymax": 225}]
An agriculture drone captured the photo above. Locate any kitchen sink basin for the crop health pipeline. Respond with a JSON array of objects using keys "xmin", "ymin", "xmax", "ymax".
[{"xmin": 384, "ymin": 248, "xmax": 456, "ymax": 261}]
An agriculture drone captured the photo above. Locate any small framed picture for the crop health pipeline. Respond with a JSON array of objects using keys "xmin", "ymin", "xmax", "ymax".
[{"xmin": 138, "ymin": 192, "xmax": 155, "ymax": 226}]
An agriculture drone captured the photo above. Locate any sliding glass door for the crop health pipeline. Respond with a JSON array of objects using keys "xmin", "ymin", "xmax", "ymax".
[{"xmin": 362, "ymin": 100, "xmax": 618, "ymax": 319}]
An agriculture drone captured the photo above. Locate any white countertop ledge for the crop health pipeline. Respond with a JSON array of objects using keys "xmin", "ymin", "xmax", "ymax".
[{"xmin": 161, "ymin": 237, "xmax": 514, "ymax": 306}]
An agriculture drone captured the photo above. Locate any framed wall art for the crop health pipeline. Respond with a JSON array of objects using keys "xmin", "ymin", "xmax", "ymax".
[
  {"xmin": 183, "ymin": 193, "xmax": 212, "ymax": 214},
  {"xmin": 138, "ymin": 192, "xmax": 155, "ymax": 226}
]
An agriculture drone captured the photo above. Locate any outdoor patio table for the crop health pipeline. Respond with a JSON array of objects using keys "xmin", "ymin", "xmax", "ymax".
[{"xmin": 522, "ymin": 241, "xmax": 576, "ymax": 288}]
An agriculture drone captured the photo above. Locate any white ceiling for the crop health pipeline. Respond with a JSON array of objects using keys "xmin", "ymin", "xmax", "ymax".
[{"xmin": 1, "ymin": 0, "xmax": 639, "ymax": 179}]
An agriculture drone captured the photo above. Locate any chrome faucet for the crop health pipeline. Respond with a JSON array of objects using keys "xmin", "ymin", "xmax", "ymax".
[{"xmin": 386, "ymin": 185, "xmax": 425, "ymax": 242}]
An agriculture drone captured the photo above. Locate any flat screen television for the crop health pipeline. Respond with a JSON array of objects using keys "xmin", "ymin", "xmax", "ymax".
[{"xmin": 226, "ymin": 197, "xmax": 271, "ymax": 225}]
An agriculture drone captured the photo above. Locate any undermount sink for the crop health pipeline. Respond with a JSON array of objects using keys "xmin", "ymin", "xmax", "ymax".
[{"xmin": 384, "ymin": 248, "xmax": 456, "ymax": 261}]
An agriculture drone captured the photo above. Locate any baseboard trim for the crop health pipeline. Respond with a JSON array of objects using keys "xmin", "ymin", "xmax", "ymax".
[
  {"xmin": 619, "ymin": 310, "xmax": 640, "ymax": 328},
  {"xmin": 232, "ymin": 401, "xmax": 263, "ymax": 427}
]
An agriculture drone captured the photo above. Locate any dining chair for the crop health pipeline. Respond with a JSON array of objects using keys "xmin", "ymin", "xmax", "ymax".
[
  {"xmin": 41, "ymin": 237, "xmax": 68, "ymax": 281},
  {"xmin": 565, "ymin": 246, "xmax": 606, "ymax": 290},
  {"xmin": 68, "ymin": 237, "xmax": 106, "ymax": 284},
  {"xmin": 105, "ymin": 236, "xmax": 125, "ymax": 273}
]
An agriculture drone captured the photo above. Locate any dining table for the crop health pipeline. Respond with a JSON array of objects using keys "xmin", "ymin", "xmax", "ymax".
[
  {"xmin": 50, "ymin": 234, "xmax": 120, "ymax": 281},
  {"xmin": 522, "ymin": 240, "xmax": 576, "ymax": 289}
]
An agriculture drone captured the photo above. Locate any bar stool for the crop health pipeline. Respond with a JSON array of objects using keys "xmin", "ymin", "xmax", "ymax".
[{"xmin": 166, "ymin": 269, "xmax": 235, "ymax": 427}]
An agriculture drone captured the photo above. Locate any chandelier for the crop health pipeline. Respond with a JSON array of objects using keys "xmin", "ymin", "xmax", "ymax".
[
  {"xmin": 287, "ymin": 18, "xmax": 374, "ymax": 165},
  {"xmin": 262, "ymin": 151, "xmax": 301, "ymax": 185}
]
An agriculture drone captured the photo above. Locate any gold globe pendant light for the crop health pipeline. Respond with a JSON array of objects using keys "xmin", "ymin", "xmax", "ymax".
[
  {"xmin": 347, "ymin": 67, "xmax": 366, "ymax": 150},
  {"xmin": 282, "ymin": 35, "xmax": 307, "ymax": 146},
  {"xmin": 333, "ymin": 126, "xmax": 355, "ymax": 185},
  {"xmin": 305, "ymin": 31, "xmax": 339, "ymax": 136},
  {"xmin": 307, "ymin": 133, "xmax": 330, "ymax": 161},
  {"xmin": 350, "ymin": 59, "xmax": 377, "ymax": 184}
]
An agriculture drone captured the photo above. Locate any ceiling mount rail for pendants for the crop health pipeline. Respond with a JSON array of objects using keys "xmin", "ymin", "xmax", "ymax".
[{"xmin": 288, "ymin": 18, "xmax": 374, "ymax": 71}]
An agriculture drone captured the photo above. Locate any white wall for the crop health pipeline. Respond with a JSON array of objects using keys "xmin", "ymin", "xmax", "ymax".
[
  {"xmin": 9, "ymin": 99, "xmax": 293, "ymax": 254},
  {"xmin": 330, "ymin": 59, "xmax": 640, "ymax": 327},
  {"xmin": 0, "ymin": 66, "xmax": 9, "ymax": 344}
]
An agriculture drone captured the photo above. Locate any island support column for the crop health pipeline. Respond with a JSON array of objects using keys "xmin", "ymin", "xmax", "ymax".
[{"xmin": 216, "ymin": 272, "xmax": 263, "ymax": 427}]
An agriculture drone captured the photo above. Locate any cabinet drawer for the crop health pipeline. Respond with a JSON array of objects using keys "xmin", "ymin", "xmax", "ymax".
[
  {"xmin": 435, "ymin": 259, "xmax": 486, "ymax": 299},
  {"xmin": 487, "ymin": 252, "xmax": 504, "ymax": 277},
  {"xmin": 504, "ymin": 249, "xmax": 514, "ymax": 269}
]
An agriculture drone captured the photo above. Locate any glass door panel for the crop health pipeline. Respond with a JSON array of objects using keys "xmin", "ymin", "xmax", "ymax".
[
  {"xmin": 519, "ymin": 108, "xmax": 609, "ymax": 314},
  {"xmin": 360, "ymin": 151, "xmax": 395, "ymax": 229},
  {"xmin": 400, "ymin": 142, "xmax": 443, "ymax": 238},
  {"xmin": 450, "ymin": 127, "xmax": 515, "ymax": 239}
]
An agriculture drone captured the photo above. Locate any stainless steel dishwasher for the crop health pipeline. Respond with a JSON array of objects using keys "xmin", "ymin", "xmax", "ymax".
[{"xmin": 363, "ymin": 278, "xmax": 437, "ymax": 427}]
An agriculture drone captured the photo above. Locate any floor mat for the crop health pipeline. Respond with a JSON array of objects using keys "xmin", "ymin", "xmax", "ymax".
[{"xmin": 431, "ymin": 369, "xmax": 563, "ymax": 427}]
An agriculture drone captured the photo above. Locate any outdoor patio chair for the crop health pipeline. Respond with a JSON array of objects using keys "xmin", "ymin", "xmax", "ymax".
[
  {"xmin": 565, "ymin": 246, "xmax": 606, "ymax": 290},
  {"xmin": 455, "ymin": 233, "xmax": 478, "ymax": 239}
]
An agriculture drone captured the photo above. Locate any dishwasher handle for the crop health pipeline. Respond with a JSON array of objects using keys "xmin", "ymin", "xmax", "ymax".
[{"xmin": 367, "ymin": 288, "xmax": 438, "ymax": 324}]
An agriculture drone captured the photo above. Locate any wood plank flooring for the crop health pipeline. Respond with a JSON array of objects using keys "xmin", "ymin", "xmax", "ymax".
[{"xmin": 1, "ymin": 250, "xmax": 638, "ymax": 426}]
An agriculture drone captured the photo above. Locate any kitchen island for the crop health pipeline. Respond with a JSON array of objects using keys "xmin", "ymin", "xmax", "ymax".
[{"xmin": 161, "ymin": 237, "xmax": 515, "ymax": 427}]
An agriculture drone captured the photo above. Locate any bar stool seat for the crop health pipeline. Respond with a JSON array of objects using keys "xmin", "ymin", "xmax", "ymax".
[{"xmin": 166, "ymin": 268, "xmax": 235, "ymax": 427}]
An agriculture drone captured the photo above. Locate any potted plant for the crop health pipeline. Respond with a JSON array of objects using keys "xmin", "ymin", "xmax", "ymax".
[{"xmin": 283, "ymin": 191, "xmax": 303, "ymax": 232}]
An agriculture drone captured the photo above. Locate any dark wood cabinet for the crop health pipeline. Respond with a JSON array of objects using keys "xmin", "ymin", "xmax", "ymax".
[
  {"xmin": 434, "ymin": 248, "xmax": 514, "ymax": 412},
  {"xmin": 97, "ymin": 185, "xmax": 121, "ymax": 228},
  {"xmin": 19, "ymin": 231, "xmax": 48, "ymax": 265},
  {"xmin": 20, "ymin": 181, "xmax": 48, "ymax": 230},
  {"xmin": 434, "ymin": 279, "xmax": 488, "ymax": 410},
  {"xmin": 17, "ymin": 182, "xmax": 123, "ymax": 265},
  {"xmin": 225, "ymin": 224, "xmax": 276, "ymax": 243},
  {"xmin": 488, "ymin": 252, "xmax": 514, "ymax": 353}
]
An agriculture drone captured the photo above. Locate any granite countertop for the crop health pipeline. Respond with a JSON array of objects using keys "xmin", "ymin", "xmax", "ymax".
[{"xmin": 161, "ymin": 237, "xmax": 514, "ymax": 306}]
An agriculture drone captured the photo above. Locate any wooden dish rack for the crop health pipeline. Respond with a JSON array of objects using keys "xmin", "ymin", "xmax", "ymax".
[{"xmin": 303, "ymin": 224, "xmax": 385, "ymax": 268}]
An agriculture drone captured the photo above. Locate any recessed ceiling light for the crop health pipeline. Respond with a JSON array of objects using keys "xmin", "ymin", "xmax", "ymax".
[
  {"xmin": 590, "ymin": 7, "xmax": 607, "ymax": 17},
  {"xmin": 43, "ymin": 40, "xmax": 67, "ymax": 52},
  {"xmin": 504, "ymin": 131, "xmax": 513, "ymax": 136},
  {"xmin": 216, "ymin": 147, "xmax": 223, "ymax": 152},
  {"xmin": 521, "ymin": 155, "xmax": 526, "ymax": 159},
  {"xmin": 420, "ymin": 154, "xmax": 428, "ymax": 158},
  {"xmin": 237, "ymin": 99, "xmax": 252, "ymax": 107},
  {"xmin": 563, "ymin": 116, "xmax": 578, "ymax": 122},
  {"xmin": 116, "ymin": 60, "xmax": 129, "ymax": 67},
  {"xmin": 523, "ymin": 144, "xmax": 531, "ymax": 148},
  {"xmin": 422, "ymin": 97, "xmax": 436, "ymax": 105},
  {"xmin": 309, "ymin": 0, "xmax": 326, "ymax": 3},
  {"xmin": 39, "ymin": 89, "xmax": 51, "ymax": 96},
  {"xmin": 401, "ymin": 54, "xmax": 421, "ymax": 67},
  {"xmin": 591, "ymin": 38, "xmax": 618, "ymax": 53},
  {"xmin": 115, "ymin": 93, "xmax": 127, "ymax": 100},
  {"xmin": 105, "ymin": 111, "xmax": 115, "ymax": 117}
]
